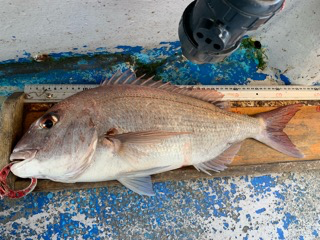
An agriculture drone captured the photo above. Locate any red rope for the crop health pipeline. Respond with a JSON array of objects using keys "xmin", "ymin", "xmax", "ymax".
[{"xmin": 0, "ymin": 162, "xmax": 37, "ymax": 199}]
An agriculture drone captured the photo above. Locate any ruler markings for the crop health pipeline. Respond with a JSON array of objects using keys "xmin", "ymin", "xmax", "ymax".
[{"xmin": 24, "ymin": 84, "xmax": 320, "ymax": 102}]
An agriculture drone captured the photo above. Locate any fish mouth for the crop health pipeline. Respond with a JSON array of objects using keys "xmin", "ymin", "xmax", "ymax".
[
  {"xmin": 10, "ymin": 149, "xmax": 38, "ymax": 162},
  {"xmin": 10, "ymin": 149, "xmax": 38, "ymax": 178}
]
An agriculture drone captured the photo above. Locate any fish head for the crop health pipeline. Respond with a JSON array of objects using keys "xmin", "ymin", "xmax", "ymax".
[{"xmin": 10, "ymin": 105, "xmax": 98, "ymax": 182}]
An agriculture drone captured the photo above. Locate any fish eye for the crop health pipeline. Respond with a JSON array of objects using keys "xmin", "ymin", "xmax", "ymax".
[{"xmin": 39, "ymin": 114, "xmax": 58, "ymax": 129}]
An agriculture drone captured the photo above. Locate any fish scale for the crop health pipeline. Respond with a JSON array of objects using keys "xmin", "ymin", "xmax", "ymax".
[
  {"xmin": 8, "ymin": 70, "xmax": 303, "ymax": 197},
  {"xmin": 66, "ymin": 85, "xmax": 261, "ymax": 175}
]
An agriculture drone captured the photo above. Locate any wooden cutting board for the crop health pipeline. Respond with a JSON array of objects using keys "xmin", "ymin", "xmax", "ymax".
[{"xmin": 1, "ymin": 92, "xmax": 320, "ymax": 192}]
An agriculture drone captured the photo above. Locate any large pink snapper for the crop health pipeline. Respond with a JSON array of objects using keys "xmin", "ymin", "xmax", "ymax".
[{"xmin": 10, "ymin": 71, "xmax": 303, "ymax": 196}]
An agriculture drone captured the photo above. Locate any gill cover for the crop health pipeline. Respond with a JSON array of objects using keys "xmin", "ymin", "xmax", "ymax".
[
  {"xmin": 11, "ymin": 118, "xmax": 98, "ymax": 182},
  {"xmin": 53, "ymin": 120, "xmax": 98, "ymax": 182}
]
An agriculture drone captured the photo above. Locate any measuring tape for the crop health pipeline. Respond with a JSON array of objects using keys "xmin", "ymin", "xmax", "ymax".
[{"xmin": 24, "ymin": 84, "xmax": 320, "ymax": 102}]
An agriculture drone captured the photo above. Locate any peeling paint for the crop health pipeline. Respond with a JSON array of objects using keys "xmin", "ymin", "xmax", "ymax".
[
  {"xmin": 1, "ymin": 171, "xmax": 320, "ymax": 239},
  {"xmin": 0, "ymin": 40, "xmax": 293, "ymax": 97}
]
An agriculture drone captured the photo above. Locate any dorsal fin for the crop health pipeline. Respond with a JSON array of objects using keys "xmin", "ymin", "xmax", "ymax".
[{"xmin": 101, "ymin": 69, "xmax": 224, "ymax": 104}]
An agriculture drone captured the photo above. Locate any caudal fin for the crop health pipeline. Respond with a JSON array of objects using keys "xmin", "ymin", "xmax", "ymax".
[{"xmin": 254, "ymin": 104, "xmax": 304, "ymax": 158}]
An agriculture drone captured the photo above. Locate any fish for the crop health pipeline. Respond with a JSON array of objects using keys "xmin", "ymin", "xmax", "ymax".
[{"xmin": 9, "ymin": 70, "xmax": 304, "ymax": 196}]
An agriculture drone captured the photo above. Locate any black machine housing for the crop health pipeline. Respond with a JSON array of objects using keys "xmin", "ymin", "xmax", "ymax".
[{"xmin": 178, "ymin": 0, "xmax": 285, "ymax": 63}]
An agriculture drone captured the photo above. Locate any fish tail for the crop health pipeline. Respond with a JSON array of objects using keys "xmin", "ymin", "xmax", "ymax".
[{"xmin": 254, "ymin": 104, "xmax": 304, "ymax": 158}]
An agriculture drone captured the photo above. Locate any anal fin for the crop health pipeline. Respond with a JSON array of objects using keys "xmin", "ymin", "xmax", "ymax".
[{"xmin": 194, "ymin": 142, "xmax": 242, "ymax": 175}]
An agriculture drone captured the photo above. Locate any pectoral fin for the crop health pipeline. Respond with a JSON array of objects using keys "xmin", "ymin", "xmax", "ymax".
[
  {"xmin": 118, "ymin": 176, "xmax": 155, "ymax": 196},
  {"xmin": 106, "ymin": 130, "xmax": 191, "ymax": 144},
  {"xmin": 194, "ymin": 142, "xmax": 242, "ymax": 175},
  {"xmin": 104, "ymin": 130, "xmax": 190, "ymax": 161}
]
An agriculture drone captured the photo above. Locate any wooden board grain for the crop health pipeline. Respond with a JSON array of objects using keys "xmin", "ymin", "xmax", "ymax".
[
  {"xmin": 1, "ymin": 93, "xmax": 319, "ymax": 192},
  {"xmin": 0, "ymin": 93, "xmax": 25, "ymax": 169},
  {"xmin": 230, "ymin": 106, "xmax": 320, "ymax": 165},
  {"xmin": 0, "ymin": 93, "xmax": 25, "ymax": 188}
]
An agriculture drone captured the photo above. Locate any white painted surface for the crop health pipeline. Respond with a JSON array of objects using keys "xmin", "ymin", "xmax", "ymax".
[
  {"xmin": 0, "ymin": 0, "xmax": 319, "ymax": 85},
  {"xmin": 0, "ymin": 0, "xmax": 190, "ymax": 59},
  {"xmin": 254, "ymin": 0, "xmax": 320, "ymax": 85}
]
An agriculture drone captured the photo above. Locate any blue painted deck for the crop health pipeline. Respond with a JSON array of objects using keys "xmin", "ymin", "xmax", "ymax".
[
  {"xmin": 1, "ymin": 173, "xmax": 319, "ymax": 239},
  {"xmin": 0, "ymin": 41, "xmax": 319, "ymax": 239},
  {"xmin": 0, "ymin": 39, "xmax": 289, "ymax": 97}
]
